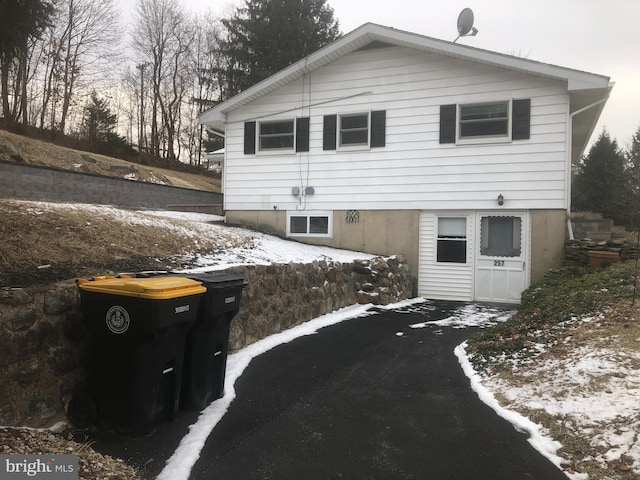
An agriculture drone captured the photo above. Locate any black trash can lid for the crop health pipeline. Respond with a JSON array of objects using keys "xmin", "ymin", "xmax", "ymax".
[{"xmin": 185, "ymin": 273, "xmax": 247, "ymax": 288}]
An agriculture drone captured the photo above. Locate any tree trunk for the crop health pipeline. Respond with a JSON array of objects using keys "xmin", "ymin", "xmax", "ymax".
[
  {"xmin": 19, "ymin": 51, "xmax": 28, "ymax": 125},
  {"xmin": 0, "ymin": 57, "xmax": 13, "ymax": 122}
]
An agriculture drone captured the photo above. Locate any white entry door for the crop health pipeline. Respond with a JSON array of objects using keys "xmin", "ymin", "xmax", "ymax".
[{"xmin": 475, "ymin": 213, "xmax": 529, "ymax": 303}]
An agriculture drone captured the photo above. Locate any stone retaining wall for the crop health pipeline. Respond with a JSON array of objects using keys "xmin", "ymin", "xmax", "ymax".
[
  {"xmin": 0, "ymin": 256, "xmax": 412, "ymax": 427},
  {"xmin": 564, "ymin": 238, "xmax": 638, "ymax": 268}
]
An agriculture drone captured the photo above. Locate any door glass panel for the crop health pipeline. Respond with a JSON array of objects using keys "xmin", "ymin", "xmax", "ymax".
[{"xmin": 480, "ymin": 216, "xmax": 521, "ymax": 257}]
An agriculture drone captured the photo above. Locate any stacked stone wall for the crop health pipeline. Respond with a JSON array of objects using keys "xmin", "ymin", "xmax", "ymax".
[
  {"xmin": 564, "ymin": 239, "xmax": 638, "ymax": 268},
  {"xmin": 0, "ymin": 256, "xmax": 411, "ymax": 427}
]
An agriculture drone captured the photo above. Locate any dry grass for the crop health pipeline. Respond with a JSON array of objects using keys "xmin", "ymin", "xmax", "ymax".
[
  {"xmin": 0, "ymin": 199, "xmax": 254, "ymax": 287},
  {"xmin": 0, "ymin": 129, "xmax": 221, "ymax": 192},
  {"xmin": 0, "ymin": 427, "xmax": 142, "ymax": 480}
]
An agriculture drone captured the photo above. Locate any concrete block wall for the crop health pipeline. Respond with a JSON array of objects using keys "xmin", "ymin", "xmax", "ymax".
[
  {"xmin": 0, "ymin": 160, "xmax": 222, "ymax": 209},
  {"xmin": 571, "ymin": 218, "xmax": 614, "ymax": 242}
]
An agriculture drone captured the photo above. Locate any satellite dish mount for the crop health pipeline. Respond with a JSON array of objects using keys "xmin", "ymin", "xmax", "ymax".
[{"xmin": 454, "ymin": 8, "xmax": 478, "ymax": 43}]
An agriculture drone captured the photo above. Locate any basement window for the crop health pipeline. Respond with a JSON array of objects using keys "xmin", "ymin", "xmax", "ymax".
[{"xmin": 287, "ymin": 211, "xmax": 332, "ymax": 238}]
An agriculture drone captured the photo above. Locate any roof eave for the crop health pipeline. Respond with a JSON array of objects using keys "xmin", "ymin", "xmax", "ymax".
[{"xmin": 198, "ymin": 22, "xmax": 611, "ymax": 127}]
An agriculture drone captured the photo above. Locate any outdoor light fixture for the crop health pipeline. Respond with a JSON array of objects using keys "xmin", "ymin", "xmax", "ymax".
[{"xmin": 497, "ymin": 194, "xmax": 504, "ymax": 206}]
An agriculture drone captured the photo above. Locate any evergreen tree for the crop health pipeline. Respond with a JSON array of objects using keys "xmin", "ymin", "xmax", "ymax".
[
  {"xmin": 624, "ymin": 125, "xmax": 640, "ymax": 227},
  {"xmin": 82, "ymin": 90, "xmax": 133, "ymax": 156},
  {"xmin": 572, "ymin": 129, "xmax": 629, "ymax": 225},
  {"xmin": 219, "ymin": 0, "xmax": 340, "ymax": 96}
]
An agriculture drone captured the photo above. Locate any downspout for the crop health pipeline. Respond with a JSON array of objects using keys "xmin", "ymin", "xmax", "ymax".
[{"xmin": 566, "ymin": 95, "xmax": 610, "ymax": 240}]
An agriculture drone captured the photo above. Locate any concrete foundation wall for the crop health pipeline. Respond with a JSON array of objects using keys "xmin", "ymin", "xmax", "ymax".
[
  {"xmin": 229, "ymin": 208, "xmax": 567, "ymax": 295},
  {"xmin": 226, "ymin": 209, "xmax": 420, "ymax": 289},
  {"xmin": 530, "ymin": 210, "xmax": 567, "ymax": 283},
  {"xmin": 0, "ymin": 160, "xmax": 222, "ymax": 210}
]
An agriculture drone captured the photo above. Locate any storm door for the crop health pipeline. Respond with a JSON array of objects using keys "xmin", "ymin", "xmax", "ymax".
[{"xmin": 475, "ymin": 213, "xmax": 528, "ymax": 303}]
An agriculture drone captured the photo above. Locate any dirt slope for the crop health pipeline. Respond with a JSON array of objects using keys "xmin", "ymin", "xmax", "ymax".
[{"xmin": 0, "ymin": 129, "xmax": 221, "ymax": 192}]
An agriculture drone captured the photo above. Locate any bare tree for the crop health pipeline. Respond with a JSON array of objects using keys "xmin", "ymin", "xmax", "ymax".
[
  {"xmin": 0, "ymin": 0, "xmax": 53, "ymax": 125},
  {"xmin": 31, "ymin": 0, "xmax": 121, "ymax": 134},
  {"xmin": 184, "ymin": 13, "xmax": 227, "ymax": 165},
  {"xmin": 132, "ymin": 0, "xmax": 196, "ymax": 161}
]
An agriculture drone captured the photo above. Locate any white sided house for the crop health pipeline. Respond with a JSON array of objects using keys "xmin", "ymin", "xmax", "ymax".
[{"xmin": 199, "ymin": 23, "xmax": 611, "ymax": 304}]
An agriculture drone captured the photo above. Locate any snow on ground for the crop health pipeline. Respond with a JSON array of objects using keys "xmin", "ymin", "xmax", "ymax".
[
  {"xmin": 134, "ymin": 209, "xmax": 377, "ymax": 268},
  {"xmin": 23, "ymin": 203, "xmax": 375, "ymax": 268},
  {"xmin": 472, "ymin": 325, "xmax": 640, "ymax": 478},
  {"xmin": 408, "ymin": 303, "xmax": 515, "ymax": 329}
]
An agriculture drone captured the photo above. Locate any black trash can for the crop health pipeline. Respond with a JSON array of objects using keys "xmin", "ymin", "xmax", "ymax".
[
  {"xmin": 180, "ymin": 273, "xmax": 247, "ymax": 410},
  {"xmin": 75, "ymin": 275, "xmax": 206, "ymax": 434}
]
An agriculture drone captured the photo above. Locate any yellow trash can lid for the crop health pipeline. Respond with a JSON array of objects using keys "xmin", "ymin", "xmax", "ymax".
[{"xmin": 77, "ymin": 275, "xmax": 206, "ymax": 299}]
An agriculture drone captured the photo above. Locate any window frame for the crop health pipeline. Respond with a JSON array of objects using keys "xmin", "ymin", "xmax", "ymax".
[
  {"xmin": 456, "ymin": 100, "xmax": 512, "ymax": 145},
  {"xmin": 257, "ymin": 118, "xmax": 296, "ymax": 154},
  {"xmin": 286, "ymin": 211, "xmax": 333, "ymax": 238},
  {"xmin": 435, "ymin": 216, "xmax": 468, "ymax": 264},
  {"xmin": 338, "ymin": 112, "xmax": 370, "ymax": 150}
]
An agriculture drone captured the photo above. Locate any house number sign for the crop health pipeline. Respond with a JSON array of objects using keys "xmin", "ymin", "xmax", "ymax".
[{"xmin": 493, "ymin": 260, "xmax": 505, "ymax": 267}]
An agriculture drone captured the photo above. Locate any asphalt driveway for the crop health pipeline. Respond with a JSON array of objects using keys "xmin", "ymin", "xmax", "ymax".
[{"xmin": 86, "ymin": 300, "xmax": 569, "ymax": 480}]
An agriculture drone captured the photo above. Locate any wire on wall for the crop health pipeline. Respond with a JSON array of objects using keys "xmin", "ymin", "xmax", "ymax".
[{"xmin": 297, "ymin": 58, "xmax": 312, "ymax": 210}]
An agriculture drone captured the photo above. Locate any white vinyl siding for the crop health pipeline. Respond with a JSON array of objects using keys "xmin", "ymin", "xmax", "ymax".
[
  {"xmin": 223, "ymin": 45, "xmax": 569, "ymax": 212},
  {"xmin": 418, "ymin": 211, "xmax": 474, "ymax": 301}
]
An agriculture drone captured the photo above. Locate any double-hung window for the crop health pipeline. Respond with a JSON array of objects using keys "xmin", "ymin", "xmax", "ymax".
[
  {"xmin": 323, "ymin": 110, "xmax": 386, "ymax": 150},
  {"xmin": 459, "ymin": 102, "xmax": 509, "ymax": 139},
  {"xmin": 259, "ymin": 120, "xmax": 294, "ymax": 151},
  {"xmin": 339, "ymin": 113, "xmax": 369, "ymax": 147},
  {"xmin": 436, "ymin": 217, "xmax": 467, "ymax": 263},
  {"xmin": 244, "ymin": 117, "xmax": 309, "ymax": 154},
  {"xmin": 287, "ymin": 211, "xmax": 332, "ymax": 238},
  {"xmin": 439, "ymin": 99, "xmax": 530, "ymax": 144}
]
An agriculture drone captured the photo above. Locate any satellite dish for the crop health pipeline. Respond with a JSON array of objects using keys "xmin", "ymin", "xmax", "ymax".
[{"xmin": 454, "ymin": 8, "xmax": 478, "ymax": 42}]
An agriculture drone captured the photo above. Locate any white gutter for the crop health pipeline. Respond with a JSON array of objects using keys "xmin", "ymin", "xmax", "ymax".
[{"xmin": 566, "ymin": 95, "xmax": 611, "ymax": 240}]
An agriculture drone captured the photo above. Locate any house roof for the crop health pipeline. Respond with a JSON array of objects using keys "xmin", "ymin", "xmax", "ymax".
[{"xmin": 199, "ymin": 22, "xmax": 612, "ymax": 160}]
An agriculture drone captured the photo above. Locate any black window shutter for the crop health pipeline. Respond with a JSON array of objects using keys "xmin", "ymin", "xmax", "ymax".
[
  {"xmin": 323, "ymin": 115, "xmax": 337, "ymax": 151},
  {"xmin": 439, "ymin": 105, "xmax": 456, "ymax": 144},
  {"xmin": 244, "ymin": 121, "xmax": 256, "ymax": 154},
  {"xmin": 296, "ymin": 117, "xmax": 310, "ymax": 152},
  {"xmin": 370, "ymin": 110, "xmax": 386, "ymax": 148},
  {"xmin": 512, "ymin": 99, "xmax": 531, "ymax": 140}
]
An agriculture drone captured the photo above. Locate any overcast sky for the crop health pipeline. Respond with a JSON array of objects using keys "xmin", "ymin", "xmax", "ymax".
[{"xmin": 189, "ymin": 0, "xmax": 639, "ymax": 152}]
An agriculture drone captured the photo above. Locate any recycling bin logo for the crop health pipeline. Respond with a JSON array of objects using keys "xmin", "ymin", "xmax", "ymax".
[{"xmin": 105, "ymin": 305, "xmax": 130, "ymax": 334}]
